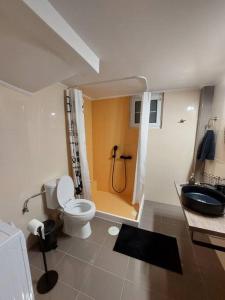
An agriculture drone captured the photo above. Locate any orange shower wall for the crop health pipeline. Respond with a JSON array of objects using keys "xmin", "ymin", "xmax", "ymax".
[{"xmin": 92, "ymin": 97, "xmax": 139, "ymax": 197}]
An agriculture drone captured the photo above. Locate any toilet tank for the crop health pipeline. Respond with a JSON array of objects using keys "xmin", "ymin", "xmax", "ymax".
[{"xmin": 44, "ymin": 179, "xmax": 58, "ymax": 209}]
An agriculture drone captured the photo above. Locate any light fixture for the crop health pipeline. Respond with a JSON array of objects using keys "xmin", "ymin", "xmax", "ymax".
[{"xmin": 187, "ymin": 106, "xmax": 194, "ymax": 111}]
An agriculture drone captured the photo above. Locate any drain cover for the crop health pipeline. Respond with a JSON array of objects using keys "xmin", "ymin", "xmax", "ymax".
[{"xmin": 108, "ymin": 226, "xmax": 120, "ymax": 236}]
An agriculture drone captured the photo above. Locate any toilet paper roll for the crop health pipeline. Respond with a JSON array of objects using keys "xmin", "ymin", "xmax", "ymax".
[{"xmin": 27, "ymin": 219, "xmax": 45, "ymax": 239}]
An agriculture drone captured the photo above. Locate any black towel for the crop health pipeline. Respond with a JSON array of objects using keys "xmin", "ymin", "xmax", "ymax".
[{"xmin": 197, "ymin": 130, "xmax": 215, "ymax": 161}]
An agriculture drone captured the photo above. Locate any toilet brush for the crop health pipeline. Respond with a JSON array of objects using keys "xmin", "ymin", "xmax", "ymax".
[{"xmin": 36, "ymin": 226, "xmax": 58, "ymax": 294}]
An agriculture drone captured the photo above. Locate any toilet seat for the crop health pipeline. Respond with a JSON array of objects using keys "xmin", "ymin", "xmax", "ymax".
[
  {"xmin": 63, "ymin": 199, "xmax": 95, "ymax": 216},
  {"xmin": 57, "ymin": 176, "xmax": 94, "ymax": 217}
]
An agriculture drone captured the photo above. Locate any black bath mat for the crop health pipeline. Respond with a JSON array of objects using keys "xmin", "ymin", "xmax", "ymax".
[{"xmin": 113, "ymin": 224, "xmax": 182, "ymax": 274}]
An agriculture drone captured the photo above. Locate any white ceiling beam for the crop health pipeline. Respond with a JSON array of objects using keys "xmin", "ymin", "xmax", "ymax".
[{"xmin": 22, "ymin": 0, "xmax": 100, "ymax": 73}]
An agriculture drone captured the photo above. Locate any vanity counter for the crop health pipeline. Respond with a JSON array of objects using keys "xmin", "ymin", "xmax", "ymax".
[{"xmin": 175, "ymin": 182, "xmax": 225, "ymax": 238}]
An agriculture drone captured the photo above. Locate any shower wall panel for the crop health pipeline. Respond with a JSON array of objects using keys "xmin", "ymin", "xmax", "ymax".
[{"xmin": 92, "ymin": 97, "xmax": 138, "ymax": 197}]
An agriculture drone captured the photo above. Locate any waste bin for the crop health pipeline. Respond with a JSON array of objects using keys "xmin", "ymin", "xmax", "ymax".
[{"xmin": 40, "ymin": 220, "xmax": 58, "ymax": 252}]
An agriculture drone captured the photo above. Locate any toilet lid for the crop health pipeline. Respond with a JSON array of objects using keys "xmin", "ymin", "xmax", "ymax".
[{"xmin": 57, "ymin": 175, "xmax": 75, "ymax": 208}]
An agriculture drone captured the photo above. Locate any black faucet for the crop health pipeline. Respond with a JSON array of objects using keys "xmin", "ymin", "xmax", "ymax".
[{"xmin": 120, "ymin": 155, "xmax": 132, "ymax": 160}]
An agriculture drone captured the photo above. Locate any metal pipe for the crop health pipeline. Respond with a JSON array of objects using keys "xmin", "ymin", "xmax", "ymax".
[{"xmin": 22, "ymin": 191, "xmax": 45, "ymax": 214}]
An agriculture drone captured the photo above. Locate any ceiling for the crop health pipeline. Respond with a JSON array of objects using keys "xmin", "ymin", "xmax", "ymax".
[
  {"xmin": 1, "ymin": 0, "xmax": 225, "ymax": 94},
  {"xmin": 50, "ymin": 0, "xmax": 225, "ymax": 92},
  {"xmin": 0, "ymin": 0, "xmax": 98, "ymax": 92}
]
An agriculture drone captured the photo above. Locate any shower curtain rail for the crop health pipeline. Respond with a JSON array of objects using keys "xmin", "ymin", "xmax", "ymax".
[{"xmin": 72, "ymin": 75, "xmax": 148, "ymax": 94}]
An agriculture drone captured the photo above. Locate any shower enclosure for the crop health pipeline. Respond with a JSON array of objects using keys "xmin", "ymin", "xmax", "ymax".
[
  {"xmin": 84, "ymin": 96, "xmax": 139, "ymax": 219},
  {"xmin": 67, "ymin": 77, "xmax": 150, "ymax": 223}
]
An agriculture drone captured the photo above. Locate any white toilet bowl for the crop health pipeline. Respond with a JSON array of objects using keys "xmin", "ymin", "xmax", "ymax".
[
  {"xmin": 63, "ymin": 199, "xmax": 96, "ymax": 238},
  {"xmin": 45, "ymin": 176, "xmax": 96, "ymax": 239}
]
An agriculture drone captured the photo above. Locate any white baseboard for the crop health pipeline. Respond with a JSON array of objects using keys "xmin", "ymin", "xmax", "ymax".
[{"xmin": 95, "ymin": 210, "xmax": 139, "ymax": 227}]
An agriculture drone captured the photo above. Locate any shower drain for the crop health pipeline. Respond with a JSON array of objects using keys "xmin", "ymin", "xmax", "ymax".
[{"xmin": 108, "ymin": 226, "xmax": 120, "ymax": 236}]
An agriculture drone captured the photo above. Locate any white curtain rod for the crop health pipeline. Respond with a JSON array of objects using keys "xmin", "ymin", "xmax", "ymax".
[{"xmin": 71, "ymin": 75, "xmax": 149, "ymax": 95}]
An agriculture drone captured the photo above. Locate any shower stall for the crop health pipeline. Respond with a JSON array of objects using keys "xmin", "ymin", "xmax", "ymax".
[
  {"xmin": 66, "ymin": 77, "xmax": 150, "ymax": 223},
  {"xmin": 84, "ymin": 96, "xmax": 139, "ymax": 220}
]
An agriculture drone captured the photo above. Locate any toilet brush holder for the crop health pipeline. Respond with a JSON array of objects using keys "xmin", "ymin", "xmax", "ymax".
[{"xmin": 36, "ymin": 227, "xmax": 58, "ymax": 294}]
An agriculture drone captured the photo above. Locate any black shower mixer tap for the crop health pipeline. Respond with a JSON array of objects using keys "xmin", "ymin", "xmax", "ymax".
[{"xmin": 120, "ymin": 155, "xmax": 132, "ymax": 160}]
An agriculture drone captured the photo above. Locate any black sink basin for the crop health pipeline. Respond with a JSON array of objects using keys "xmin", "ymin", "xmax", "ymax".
[{"xmin": 181, "ymin": 185, "xmax": 225, "ymax": 216}]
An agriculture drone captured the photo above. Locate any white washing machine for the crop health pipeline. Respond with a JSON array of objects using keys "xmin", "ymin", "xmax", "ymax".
[{"xmin": 0, "ymin": 221, "xmax": 34, "ymax": 300}]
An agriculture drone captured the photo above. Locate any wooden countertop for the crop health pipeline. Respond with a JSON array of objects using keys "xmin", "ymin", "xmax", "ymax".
[{"xmin": 175, "ymin": 182, "xmax": 225, "ymax": 238}]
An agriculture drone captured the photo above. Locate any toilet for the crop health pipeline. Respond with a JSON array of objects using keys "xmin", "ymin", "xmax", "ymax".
[{"xmin": 44, "ymin": 175, "xmax": 96, "ymax": 239}]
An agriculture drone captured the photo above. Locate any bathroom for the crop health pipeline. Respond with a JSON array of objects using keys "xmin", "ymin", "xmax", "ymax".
[{"xmin": 1, "ymin": 1, "xmax": 225, "ymax": 299}]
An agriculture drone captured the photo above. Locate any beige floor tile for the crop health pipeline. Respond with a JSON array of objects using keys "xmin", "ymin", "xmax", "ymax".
[
  {"xmin": 202, "ymin": 277, "xmax": 225, "ymax": 300},
  {"xmin": 30, "ymin": 265, "xmax": 79, "ymax": 299},
  {"xmin": 57, "ymin": 233, "xmax": 74, "ymax": 252},
  {"xmin": 193, "ymin": 243, "xmax": 225, "ymax": 299},
  {"xmin": 28, "ymin": 201, "xmax": 225, "ymax": 300},
  {"xmin": 29, "ymin": 249, "xmax": 65, "ymax": 270},
  {"xmin": 56, "ymin": 254, "xmax": 91, "ymax": 290},
  {"xmin": 139, "ymin": 216, "xmax": 164, "ymax": 232},
  {"xmin": 126, "ymin": 257, "xmax": 206, "ymax": 300},
  {"xmin": 121, "ymin": 280, "xmax": 168, "ymax": 300},
  {"xmin": 66, "ymin": 237, "xmax": 101, "ymax": 264},
  {"xmin": 193, "ymin": 244, "xmax": 225, "ymax": 273},
  {"xmin": 103, "ymin": 231, "xmax": 120, "ymax": 249},
  {"xmin": 34, "ymin": 281, "xmax": 78, "ymax": 300},
  {"xmin": 177, "ymin": 238, "xmax": 199, "ymax": 273},
  {"xmin": 139, "ymin": 216, "xmax": 188, "ymax": 241},
  {"xmin": 81, "ymin": 265, "xmax": 123, "ymax": 300},
  {"xmin": 158, "ymin": 219, "xmax": 189, "ymax": 239},
  {"xmin": 94, "ymin": 245, "xmax": 129, "ymax": 278},
  {"xmin": 76, "ymin": 293, "xmax": 94, "ymax": 300},
  {"xmin": 30, "ymin": 266, "xmax": 42, "ymax": 294},
  {"xmin": 142, "ymin": 201, "xmax": 185, "ymax": 221},
  {"xmin": 87, "ymin": 218, "xmax": 113, "ymax": 244}
]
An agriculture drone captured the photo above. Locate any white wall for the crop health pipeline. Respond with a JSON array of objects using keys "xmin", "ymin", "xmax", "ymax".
[
  {"xmin": 205, "ymin": 76, "xmax": 225, "ymax": 176},
  {"xmin": 198, "ymin": 79, "xmax": 225, "ymax": 261},
  {"xmin": 0, "ymin": 83, "xmax": 68, "ymax": 238},
  {"xmin": 144, "ymin": 89, "xmax": 200, "ymax": 205}
]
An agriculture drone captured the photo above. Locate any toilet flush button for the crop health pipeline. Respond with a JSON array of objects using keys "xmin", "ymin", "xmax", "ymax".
[{"xmin": 108, "ymin": 226, "xmax": 120, "ymax": 236}]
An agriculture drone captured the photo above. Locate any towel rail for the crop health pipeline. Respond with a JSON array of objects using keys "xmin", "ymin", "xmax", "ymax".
[{"xmin": 206, "ymin": 117, "xmax": 218, "ymax": 130}]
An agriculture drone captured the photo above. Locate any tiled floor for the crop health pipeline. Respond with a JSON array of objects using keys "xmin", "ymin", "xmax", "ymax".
[{"xmin": 29, "ymin": 201, "xmax": 225, "ymax": 300}]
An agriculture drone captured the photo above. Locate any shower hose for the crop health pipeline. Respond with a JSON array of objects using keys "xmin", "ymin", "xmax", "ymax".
[{"xmin": 112, "ymin": 156, "xmax": 127, "ymax": 193}]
